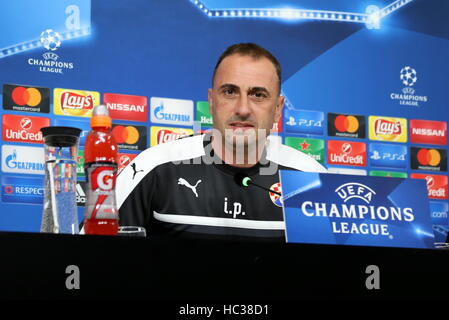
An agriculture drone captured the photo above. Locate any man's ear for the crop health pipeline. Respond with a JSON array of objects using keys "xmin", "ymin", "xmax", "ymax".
[{"xmin": 274, "ymin": 95, "xmax": 284, "ymax": 123}]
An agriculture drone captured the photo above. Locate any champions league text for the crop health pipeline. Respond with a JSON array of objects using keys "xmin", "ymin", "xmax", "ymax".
[{"xmin": 300, "ymin": 202, "xmax": 415, "ymax": 236}]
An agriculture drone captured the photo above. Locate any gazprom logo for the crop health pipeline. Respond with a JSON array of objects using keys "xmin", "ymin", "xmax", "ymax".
[
  {"xmin": 154, "ymin": 104, "xmax": 165, "ymax": 120},
  {"xmin": 150, "ymin": 97, "xmax": 194, "ymax": 126},
  {"xmin": 1, "ymin": 145, "xmax": 45, "ymax": 175},
  {"xmin": 335, "ymin": 183, "xmax": 376, "ymax": 204}
]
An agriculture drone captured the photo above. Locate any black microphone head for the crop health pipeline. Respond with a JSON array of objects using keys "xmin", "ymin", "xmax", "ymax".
[{"xmin": 234, "ymin": 173, "xmax": 252, "ymax": 187}]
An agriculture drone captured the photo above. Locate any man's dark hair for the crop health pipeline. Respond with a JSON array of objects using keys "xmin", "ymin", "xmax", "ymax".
[{"xmin": 212, "ymin": 43, "xmax": 282, "ymax": 93}]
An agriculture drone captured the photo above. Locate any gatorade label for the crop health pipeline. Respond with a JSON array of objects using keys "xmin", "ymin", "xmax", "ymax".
[{"xmin": 84, "ymin": 163, "xmax": 118, "ymax": 220}]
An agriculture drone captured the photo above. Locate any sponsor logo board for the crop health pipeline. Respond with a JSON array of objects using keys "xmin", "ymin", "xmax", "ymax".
[
  {"xmin": 411, "ymin": 147, "xmax": 447, "ymax": 172},
  {"xmin": 369, "ymin": 116, "xmax": 407, "ymax": 143},
  {"xmin": 111, "ymin": 124, "xmax": 147, "ymax": 151},
  {"xmin": 409, "ymin": 119, "xmax": 447, "ymax": 146},
  {"xmin": 411, "ymin": 173, "xmax": 448, "ymax": 200},
  {"xmin": 2, "ymin": 84, "xmax": 50, "ymax": 113},
  {"xmin": 284, "ymin": 109, "xmax": 324, "ymax": 135},
  {"xmin": 1, "ymin": 176, "xmax": 44, "ymax": 204},
  {"xmin": 327, "ymin": 140, "xmax": 366, "ymax": 167},
  {"xmin": 429, "ymin": 202, "xmax": 448, "ymax": 226},
  {"xmin": 1, "ymin": 145, "xmax": 44, "ymax": 175},
  {"xmin": 54, "ymin": 88, "xmax": 100, "ymax": 118},
  {"xmin": 327, "ymin": 113, "xmax": 365, "ymax": 139},
  {"xmin": 104, "ymin": 93, "xmax": 148, "ymax": 122},
  {"xmin": 369, "ymin": 171, "xmax": 408, "ymax": 178},
  {"xmin": 284, "ymin": 137, "xmax": 324, "ymax": 163},
  {"xmin": 369, "ymin": 143, "xmax": 407, "ymax": 169},
  {"xmin": 196, "ymin": 101, "xmax": 213, "ymax": 127},
  {"xmin": 150, "ymin": 97, "xmax": 194, "ymax": 126},
  {"xmin": 118, "ymin": 153, "xmax": 138, "ymax": 175},
  {"xmin": 2, "ymin": 114, "xmax": 50, "ymax": 144},
  {"xmin": 327, "ymin": 167, "xmax": 367, "ymax": 176},
  {"xmin": 150, "ymin": 126, "xmax": 193, "ymax": 146}
]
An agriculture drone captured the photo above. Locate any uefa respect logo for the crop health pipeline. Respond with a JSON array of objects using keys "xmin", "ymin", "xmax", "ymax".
[
  {"xmin": 390, "ymin": 66, "xmax": 428, "ymax": 107},
  {"xmin": 26, "ymin": 29, "xmax": 75, "ymax": 74}
]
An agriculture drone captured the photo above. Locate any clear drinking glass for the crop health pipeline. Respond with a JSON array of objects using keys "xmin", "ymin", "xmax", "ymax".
[{"xmin": 40, "ymin": 126, "xmax": 81, "ymax": 234}]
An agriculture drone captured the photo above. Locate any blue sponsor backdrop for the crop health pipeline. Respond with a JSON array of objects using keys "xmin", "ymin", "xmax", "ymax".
[
  {"xmin": 280, "ymin": 171, "xmax": 435, "ymax": 248},
  {"xmin": 0, "ymin": 0, "xmax": 448, "ymax": 234}
]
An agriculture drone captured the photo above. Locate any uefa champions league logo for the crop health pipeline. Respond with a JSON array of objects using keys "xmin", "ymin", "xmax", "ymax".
[
  {"xmin": 390, "ymin": 66, "xmax": 427, "ymax": 106},
  {"xmin": 40, "ymin": 29, "xmax": 62, "ymax": 51},
  {"xmin": 400, "ymin": 66, "xmax": 417, "ymax": 87}
]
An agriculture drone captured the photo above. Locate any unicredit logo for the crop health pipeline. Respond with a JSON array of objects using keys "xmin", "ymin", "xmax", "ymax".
[
  {"xmin": 60, "ymin": 92, "xmax": 94, "ymax": 110},
  {"xmin": 328, "ymin": 140, "xmax": 366, "ymax": 167},
  {"xmin": 2, "ymin": 114, "xmax": 49, "ymax": 144},
  {"xmin": 374, "ymin": 119, "xmax": 402, "ymax": 135}
]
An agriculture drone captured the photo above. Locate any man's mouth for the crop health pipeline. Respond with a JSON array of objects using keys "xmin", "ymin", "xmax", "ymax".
[{"xmin": 228, "ymin": 122, "xmax": 255, "ymax": 131}]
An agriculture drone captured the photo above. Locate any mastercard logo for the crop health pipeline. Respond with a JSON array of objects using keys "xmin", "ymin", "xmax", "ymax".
[
  {"xmin": 417, "ymin": 148, "xmax": 441, "ymax": 166},
  {"xmin": 112, "ymin": 126, "xmax": 140, "ymax": 145},
  {"xmin": 11, "ymin": 87, "xmax": 42, "ymax": 106},
  {"xmin": 334, "ymin": 115, "xmax": 359, "ymax": 133}
]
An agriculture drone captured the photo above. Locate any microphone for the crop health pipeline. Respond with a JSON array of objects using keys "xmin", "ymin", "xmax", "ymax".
[{"xmin": 234, "ymin": 173, "xmax": 282, "ymax": 196}]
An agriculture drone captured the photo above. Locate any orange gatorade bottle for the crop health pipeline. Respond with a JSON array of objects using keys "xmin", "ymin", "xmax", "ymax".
[{"xmin": 83, "ymin": 105, "xmax": 119, "ymax": 235}]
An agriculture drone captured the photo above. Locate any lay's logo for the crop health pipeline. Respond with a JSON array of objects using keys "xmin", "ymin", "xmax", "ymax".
[
  {"xmin": 54, "ymin": 88, "xmax": 100, "ymax": 117},
  {"xmin": 369, "ymin": 116, "xmax": 407, "ymax": 142},
  {"xmin": 150, "ymin": 126, "xmax": 193, "ymax": 146}
]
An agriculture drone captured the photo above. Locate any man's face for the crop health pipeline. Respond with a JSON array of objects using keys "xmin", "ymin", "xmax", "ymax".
[{"xmin": 208, "ymin": 54, "xmax": 284, "ymax": 150}]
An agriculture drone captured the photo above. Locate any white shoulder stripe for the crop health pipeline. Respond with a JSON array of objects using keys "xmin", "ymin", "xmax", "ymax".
[
  {"xmin": 153, "ymin": 211, "xmax": 285, "ymax": 230},
  {"xmin": 266, "ymin": 135, "xmax": 327, "ymax": 173},
  {"xmin": 116, "ymin": 135, "xmax": 205, "ymax": 208}
]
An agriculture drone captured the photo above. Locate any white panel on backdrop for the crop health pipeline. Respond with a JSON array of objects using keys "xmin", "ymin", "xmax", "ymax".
[
  {"xmin": 150, "ymin": 97, "xmax": 194, "ymax": 126},
  {"xmin": 1, "ymin": 145, "xmax": 45, "ymax": 175}
]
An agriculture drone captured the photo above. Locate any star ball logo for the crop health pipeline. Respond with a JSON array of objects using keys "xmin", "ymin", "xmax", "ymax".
[
  {"xmin": 40, "ymin": 29, "xmax": 62, "ymax": 51},
  {"xmin": 411, "ymin": 147, "xmax": 447, "ymax": 172},
  {"xmin": 2, "ymin": 84, "xmax": 50, "ymax": 113},
  {"xmin": 400, "ymin": 66, "xmax": 417, "ymax": 87},
  {"xmin": 390, "ymin": 66, "xmax": 428, "ymax": 107},
  {"xmin": 27, "ymin": 29, "xmax": 75, "ymax": 74},
  {"xmin": 328, "ymin": 113, "xmax": 365, "ymax": 139}
]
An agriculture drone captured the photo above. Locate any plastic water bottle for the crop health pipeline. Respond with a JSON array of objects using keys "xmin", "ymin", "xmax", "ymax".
[{"xmin": 83, "ymin": 105, "xmax": 119, "ymax": 235}]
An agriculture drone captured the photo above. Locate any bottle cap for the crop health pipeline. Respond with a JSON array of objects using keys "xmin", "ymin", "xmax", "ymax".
[{"xmin": 90, "ymin": 105, "xmax": 112, "ymax": 128}]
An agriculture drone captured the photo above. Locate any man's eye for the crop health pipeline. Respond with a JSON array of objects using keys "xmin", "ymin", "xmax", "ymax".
[
  {"xmin": 251, "ymin": 92, "xmax": 267, "ymax": 99},
  {"xmin": 223, "ymin": 89, "xmax": 235, "ymax": 95}
]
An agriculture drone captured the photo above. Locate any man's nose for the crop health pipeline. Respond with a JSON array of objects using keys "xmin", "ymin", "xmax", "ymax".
[{"xmin": 234, "ymin": 95, "xmax": 252, "ymax": 118}]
